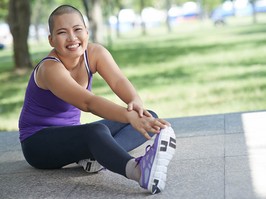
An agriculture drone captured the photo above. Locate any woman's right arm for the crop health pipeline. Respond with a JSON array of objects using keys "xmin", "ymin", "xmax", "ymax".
[{"xmin": 37, "ymin": 60, "xmax": 168, "ymax": 139}]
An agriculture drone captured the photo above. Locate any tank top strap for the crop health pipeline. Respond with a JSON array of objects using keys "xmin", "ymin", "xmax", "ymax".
[
  {"xmin": 42, "ymin": 56, "xmax": 61, "ymax": 62},
  {"xmin": 34, "ymin": 56, "xmax": 61, "ymax": 71},
  {"xmin": 83, "ymin": 50, "xmax": 93, "ymax": 90},
  {"xmin": 84, "ymin": 50, "xmax": 92, "ymax": 76}
]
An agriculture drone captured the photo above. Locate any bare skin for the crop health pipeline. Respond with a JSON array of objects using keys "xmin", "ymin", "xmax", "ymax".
[{"xmin": 35, "ymin": 13, "xmax": 170, "ymax": 139}]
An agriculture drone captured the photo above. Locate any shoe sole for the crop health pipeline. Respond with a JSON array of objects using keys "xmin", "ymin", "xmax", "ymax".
[{"xmin": 147, "ymin": 126, "xmax": 176, "ymax": 194}]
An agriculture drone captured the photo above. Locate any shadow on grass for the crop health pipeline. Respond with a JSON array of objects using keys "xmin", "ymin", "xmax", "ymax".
[
  {"xmin": 94, "ymin": 27, "xmax": 266, "ymax": 93},
  {"xmin": 235, "ymin": 22, "xmax": 266, "ymax": 35},
  {"xmin": 216, "ymin": 66, "xmax": 266, "ymax": 82},
  {"xmin": 0, "ymin": 73, "xmax": 30, "ymax": 115},
  {"xmin": 109, "ymin": 35, "xmax": 266, "ymax": 68},
  {"xmin": 127, "ymin": 66, "xmax": 190, "ymax": 89},
  {"xmin": 0, "ymin": 50, "xmax": 49, "ymax": 117}
]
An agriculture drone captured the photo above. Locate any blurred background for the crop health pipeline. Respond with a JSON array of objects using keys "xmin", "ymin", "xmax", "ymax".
[{"xmin": 1, "ymin": 0, "xmax": 266, "ymax": 131}]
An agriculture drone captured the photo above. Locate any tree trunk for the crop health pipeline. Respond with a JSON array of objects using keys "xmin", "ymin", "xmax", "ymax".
[
  {"xmin": 82, "ymin": 0, "xmax": 104, "ymax": 43},
  {"xmin": 91, "ymin": 0, "xmax": 103, "ymax": 43},
  {"xmin": 140, "ymin": 0, "xmax": 146, "ymax": 35},
  {"xmin": 7, "ymin": 0, "xmax": 32, "ymax": 69},
  {"xmin": 82, "ymin": 0, "xmax": 92, "ymax": 39},
  {"xmin": 116, "ymin": 2, "xmax": 123, "ymax": 38},
  {"xmin": 251, "ymin": 0, "xmax": 257, "ymax": 24},
  {"xmin": 166, "ymin": 0, "xmax": 172, "ymax": 33}
]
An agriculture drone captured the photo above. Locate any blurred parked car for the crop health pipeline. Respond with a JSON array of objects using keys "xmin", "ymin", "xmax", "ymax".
[
  {"xmin": 211, "ymin": 0, "xmax": 266, "ymax": 25},
  {"xmin": 168, "ymin": 1, "xmax": 201, "ymax": 25},
  {"xmin": 255, "ymin": 0, "xmax": 266, "ymax": 13},
  {"xmin": 0, "ymin": 43, "xmax": 5, "ymax": 50},
  {"xmin": 0, "ymin": 23, "xmax": 12, "ymax": 47}
]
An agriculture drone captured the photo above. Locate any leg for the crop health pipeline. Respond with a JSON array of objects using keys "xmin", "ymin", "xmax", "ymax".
[
  {"xmin": 96, "ymin": 110, "xmax": 158, "ymax": 151},
  {"xmin": 21, "ymin": 123, "xmax": 132, "ymax": 176}
]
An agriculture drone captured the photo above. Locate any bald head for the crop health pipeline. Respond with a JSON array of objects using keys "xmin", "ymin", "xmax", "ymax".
[{"xmin": 48, "ymin": 5, "xmax": 86, "ymax": 34}]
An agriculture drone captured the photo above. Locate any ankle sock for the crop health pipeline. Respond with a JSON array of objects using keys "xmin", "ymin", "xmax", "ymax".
[{"xmin": 125, "ymin": 158, "xmax": 141, "ymax": 182}]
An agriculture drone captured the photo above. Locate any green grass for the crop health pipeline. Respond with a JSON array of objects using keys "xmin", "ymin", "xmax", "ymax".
[{"xmin": 1, "ymin": 15, "xmax": 266, "ymax": 131}]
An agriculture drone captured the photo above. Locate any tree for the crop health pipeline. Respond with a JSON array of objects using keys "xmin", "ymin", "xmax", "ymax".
[
  {"xmin": 111, "ymin": 0, "xmax": 124, "ymax": 38},
  {"xmin": 7, "ymin": 0, "xmax": 32, "ymax": 69},
  {"xmin": 139, "ymin": 0, "xmax": 146, "ymax": 35},
  {"xmin": 166, "ymin": 0, "xmax": 172, "ymax": 33},
  {"xmin": 82, "ymin": 0, "xmax": 104, "ymax": 43},
  {"xmin": 31, "ymin": 0, "xmax": 55, "ymax": 41},
  {"xmin": 250, "ymin": 0, "xmax": 257, "ymax": 24}
]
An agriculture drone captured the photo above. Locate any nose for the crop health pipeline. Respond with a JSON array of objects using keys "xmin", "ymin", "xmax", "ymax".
[{"xmin": 68, "ymin": 32, "xmax": 77, "ymax": 41}]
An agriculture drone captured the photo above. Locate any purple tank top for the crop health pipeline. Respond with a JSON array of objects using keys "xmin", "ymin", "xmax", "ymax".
[{"xmin": 18, "ymin": 50, "xmax": 93, "ymax": 142}]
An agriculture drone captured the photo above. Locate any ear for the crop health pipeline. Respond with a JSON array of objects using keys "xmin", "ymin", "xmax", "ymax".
[
  {"xmin": 86, "ymin": 29, "xmax": 89, "ymax": 40},
  {"xmin": 48, "ymin": 35, "xmax": 54, "ymax": 47}
]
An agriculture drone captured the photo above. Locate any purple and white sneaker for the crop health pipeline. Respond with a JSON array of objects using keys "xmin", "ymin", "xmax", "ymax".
[
  {"xmin": 78, "ymin": 159, "xmax": 104, "ymax": 173},
  {"xmin": 136, "ymin": 126, "xmax": 176, "ymax": 194}
]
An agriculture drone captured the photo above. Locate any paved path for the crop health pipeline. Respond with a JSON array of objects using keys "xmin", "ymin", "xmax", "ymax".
[{"xmin": 1, "ymin": 110, "xmax": 266, "ymax": 199}]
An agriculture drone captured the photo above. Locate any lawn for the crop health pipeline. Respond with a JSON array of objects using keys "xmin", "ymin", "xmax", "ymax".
[{"xmin": 1, "ymin": 15, "xmax": 266, "ymax": 131}]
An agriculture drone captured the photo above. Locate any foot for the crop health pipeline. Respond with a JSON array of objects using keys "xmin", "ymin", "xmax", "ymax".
[
  {"xmin": 136, "ymin": 126, "xmax": 176, "ymax": 194},
  {"xmin": 77, "ymin": 159, "xmax": 104, "ymax": 173}
]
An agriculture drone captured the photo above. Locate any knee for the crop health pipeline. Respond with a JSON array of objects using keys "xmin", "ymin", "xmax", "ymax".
[{"xmin": 83, "ymin": 123, "xmax": 111, "ymax": 137}]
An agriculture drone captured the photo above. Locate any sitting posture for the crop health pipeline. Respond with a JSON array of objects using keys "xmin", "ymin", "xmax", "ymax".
[{"xmin": 19, "ymin": 5, "xmax": 176, "ymax": 194}]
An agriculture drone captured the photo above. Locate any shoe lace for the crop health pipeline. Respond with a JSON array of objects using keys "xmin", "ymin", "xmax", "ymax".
[{"xmin": 135, "ymin": 145, "xmax": 152, "ymax": 165}]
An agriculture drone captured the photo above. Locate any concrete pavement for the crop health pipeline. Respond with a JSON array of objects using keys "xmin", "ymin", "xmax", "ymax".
[{"xmin": 1, "ymin": 110, "xmax": 266, "ymax": 199}]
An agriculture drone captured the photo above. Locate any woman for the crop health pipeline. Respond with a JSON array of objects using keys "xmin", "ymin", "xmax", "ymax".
[{"xmin": 19, "ymin": 5, "xmax": 176, "ymax": 194}]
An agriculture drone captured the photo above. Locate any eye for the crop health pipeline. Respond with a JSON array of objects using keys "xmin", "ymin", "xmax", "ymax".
[
  {"xmin": 75, "ymin": 28, "xmax": 83, "ymax": 32},
  {"xmin": 57, "ymin": 31, "xmax": 66, "ymax": 35}
]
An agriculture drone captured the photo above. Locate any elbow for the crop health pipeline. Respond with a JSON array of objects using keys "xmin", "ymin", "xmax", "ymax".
[
  {"xmin": 78, "ymin": 93, "xmax": 95, "ymax": 113},
  {"xmin": 79, "ymin": 104, "xmax": 91, "ymax": 112},
  {"xmin": 80, "ymin": 98, "xmax": 94, "ymax": 113}
]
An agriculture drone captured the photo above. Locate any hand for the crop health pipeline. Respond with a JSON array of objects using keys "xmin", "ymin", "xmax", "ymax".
[
  {"xmin": 127, "ymin": 99, "xmax": 151, "ymax": 118},
  {"xmin": 127, "ymin": 111, "xmax": 171, "ymax": 140}
]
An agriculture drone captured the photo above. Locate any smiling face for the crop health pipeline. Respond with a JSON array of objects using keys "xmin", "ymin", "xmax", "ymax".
[{"xmin": 48, "ymin": 13, "xmax": 88, "ymax": 59}]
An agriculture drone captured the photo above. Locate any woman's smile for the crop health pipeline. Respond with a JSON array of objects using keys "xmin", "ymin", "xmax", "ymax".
[{"xmin": 66, "ymin": 43, "xmax": 81, "ymax": 50}]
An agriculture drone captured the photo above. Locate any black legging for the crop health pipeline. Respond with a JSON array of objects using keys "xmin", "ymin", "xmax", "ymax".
[{"xmin": 21, "ymin": 111, "xmax": 157, "ymax": 177}]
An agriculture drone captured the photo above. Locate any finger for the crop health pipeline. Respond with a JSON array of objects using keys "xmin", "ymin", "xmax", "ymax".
[
  {"xmin": 156, "ymin": 118, "xmax": 171, "ymax": 127},
  {"xmin": 144, "ymin": 132, "xmax": 151, "ymax": 140},
  {"xmin": 127, "ymin": 103, "xmax": 133, "ymax": 111},
  {"xmin": 139, "ymin": 129, "xmax": 151, "ymax": 140},
  {"xmin": 152, "ymin": 126, "xmax": 161, "ymax": 132},
  {"xmin": 145, "ymin": 125, "xmax": 160, "ymax": 134},
  {"xmin": 138, "ymin": 109, "xmax": 144, "ymax": 117},
  {"xmin": 143, "ymin": 110, "xmax": 152, "ymax": 117}
]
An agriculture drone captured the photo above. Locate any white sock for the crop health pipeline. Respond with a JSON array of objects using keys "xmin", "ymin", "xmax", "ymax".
[{"xmin": 125, "ymin": 158, "xmax": 141, "ymax": 182}]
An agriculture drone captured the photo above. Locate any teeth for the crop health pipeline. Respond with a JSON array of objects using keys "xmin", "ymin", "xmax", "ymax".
[{"xmin": 67, "ymin": 44, "xmax": 79, "ymax": 49}]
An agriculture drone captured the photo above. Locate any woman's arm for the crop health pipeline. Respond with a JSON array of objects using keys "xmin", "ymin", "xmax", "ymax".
[
  {"xmin": 88, "ymin": 44, "xmax": 151, "ymax": 117},
  {"xmin": 37, "ymin": 60, "xmax": 168, "ymax": 139}
]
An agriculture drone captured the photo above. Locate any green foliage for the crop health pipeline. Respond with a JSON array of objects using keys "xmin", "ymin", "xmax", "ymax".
[
  {"xmin": 0, "ymin": 0, "xmax": 8, "ymax": 20},
  {"xmin": 202, "ymin": 0, "xmax": 222, "ymax": 12}
]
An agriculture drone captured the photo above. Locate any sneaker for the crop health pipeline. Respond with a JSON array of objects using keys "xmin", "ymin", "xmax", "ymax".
[
  {"xmin": 136, "ymin": 126, "xmax": 176, "ymax": 194},
  {"xmin": 77, "ymin": 159, "xmax": 104, "ymax": 173}
]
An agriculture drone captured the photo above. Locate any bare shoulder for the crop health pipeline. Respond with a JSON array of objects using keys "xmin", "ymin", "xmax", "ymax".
[
  {"xmin": 36, "ymin": 59, "xmax": 68, "ymax": 89},
  {"xmin": 39, "ymin": 59, "xmax": 65, "ymax": 74},
  {"xmin": 87, "ymin": 43, "xmax": 115, "ymax": 73},
  {"xmin": 87, "ymin": 42, "xmax": 106, "ymax": 53},
  {"xmin": 38, "ymin": 51, "xmax": 66, "ymax": 75},
  {"xmin": 88, "ymin": 43, "xmax": 109, "ymax": 59}
]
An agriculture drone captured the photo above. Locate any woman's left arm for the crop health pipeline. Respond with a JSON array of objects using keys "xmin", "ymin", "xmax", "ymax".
[{"xmin": 89, "ymin": 44, "xmax": 151, "ymax": 117}]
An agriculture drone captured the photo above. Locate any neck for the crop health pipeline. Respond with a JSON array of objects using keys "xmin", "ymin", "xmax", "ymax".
[{"xmin": 54, "ymin": 50, "xmax": 83, "ymax": 71}]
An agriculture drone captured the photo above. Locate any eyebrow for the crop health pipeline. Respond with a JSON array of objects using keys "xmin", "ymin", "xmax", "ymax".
[
  {"xmin": 56, "ymin": 28, "xmax": 66, "ymax": 32},
  {"xmin": 56, "ymin": 25, "xmax": 83, "ymax": 32},
  {"xmin": 73, "ymin": 25, "xmax": 83, "ymax": 28},
  {"xmin": 56, "ymin": 25, "xmax": 83, "ymax": 34}
]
